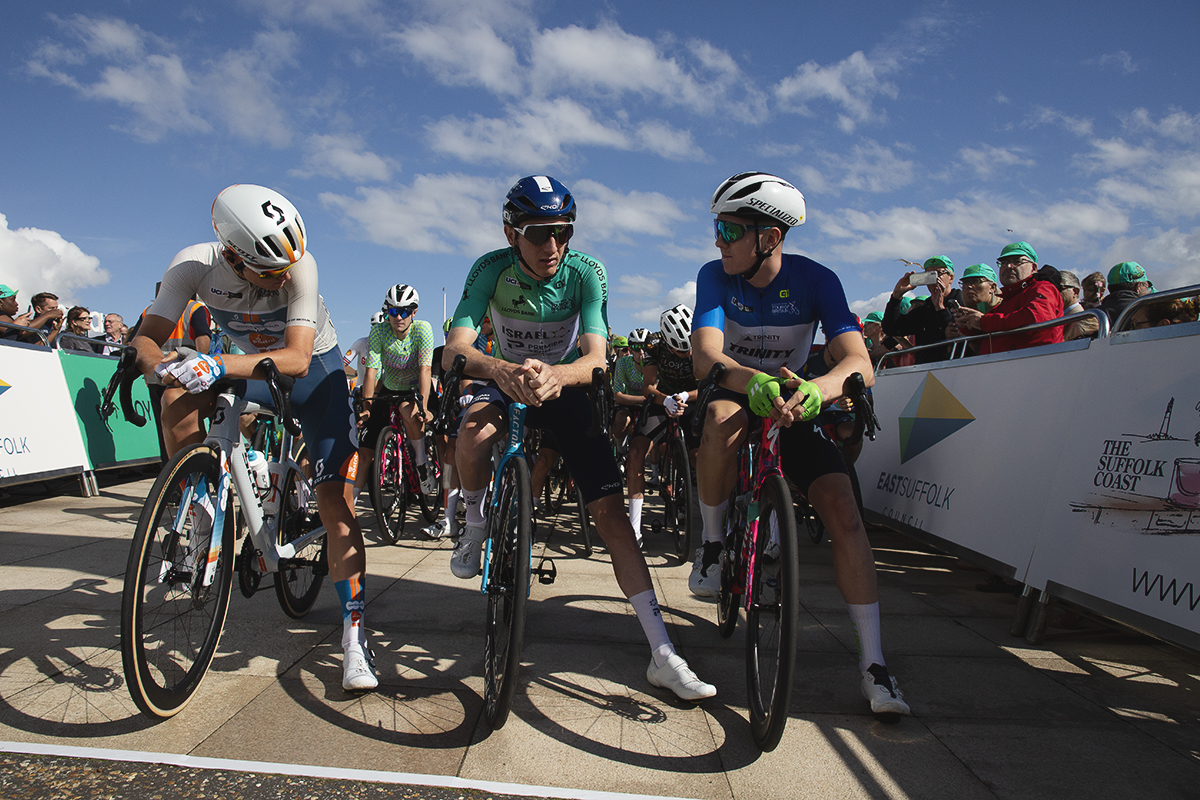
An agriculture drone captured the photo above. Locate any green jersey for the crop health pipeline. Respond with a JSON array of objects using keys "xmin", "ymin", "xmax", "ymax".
[{"xmin": 451, "ymin": 247, "xmax": 610, "ymax": 365}]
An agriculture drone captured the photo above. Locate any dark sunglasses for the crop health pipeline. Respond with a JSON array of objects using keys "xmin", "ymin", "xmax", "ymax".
[
  {"xmin": 714, "ymin": 219, "xmax": 773, "ymax": 244},
  {"xmin": 386, "ymin": 306, "xmax": 416, "ymax": 319},
  {"xmin": 513, "ymin": 222, "xmax": 573, "ymax": 247}
]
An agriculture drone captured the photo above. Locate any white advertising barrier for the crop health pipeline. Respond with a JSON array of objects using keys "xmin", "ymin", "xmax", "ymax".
[
  {"xmin": 0, "ymin": 344, "xmax": 90, "ymax": 484},
  {"xmin": 859, "ymin": 323, "xmax": 1200, "ymax": 650}
]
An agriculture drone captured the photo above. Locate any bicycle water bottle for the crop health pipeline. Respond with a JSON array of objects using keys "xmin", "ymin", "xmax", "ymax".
[{"xmin": 247, "ymin": 449, "xmax": 271, "ymax": 500}]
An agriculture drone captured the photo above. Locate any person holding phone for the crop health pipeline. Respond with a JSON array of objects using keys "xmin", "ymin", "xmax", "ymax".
[{"xmin": 881, "ymin": 255, "xmax": 961, "ymax": 364}]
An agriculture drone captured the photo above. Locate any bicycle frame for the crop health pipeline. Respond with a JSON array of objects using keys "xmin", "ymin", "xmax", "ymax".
[
  {"xmin": 480, "ymin": 401, "xmax": 529, "ymax": 594},
  {"xmin": 736, "ymin": 419, "xmax": 785, "ymax": 611}
]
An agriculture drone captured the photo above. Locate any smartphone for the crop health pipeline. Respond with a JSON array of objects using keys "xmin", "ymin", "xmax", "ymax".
[
  {"xmin": 946, "ymin": 299, "xmax": 960, "ymax": 311},
  {"xmin": 882, "ymin": 336, "xmax": 903, "ymax": 350},
  {"xmin": 909, "ymin": 271, "xmax": 939, "ymax": 286}
]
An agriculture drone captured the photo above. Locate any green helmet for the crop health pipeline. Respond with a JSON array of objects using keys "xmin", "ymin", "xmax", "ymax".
[{"xmin": 443, "ymin": 318, "xmax": 452, "ymax": 334}]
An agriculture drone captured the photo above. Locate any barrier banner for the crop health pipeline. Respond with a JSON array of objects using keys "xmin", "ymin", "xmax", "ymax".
[
  {"xmin": 0, "ymin": 345, "xmax": 89, "ymax": 484},
  {"xmin": 859, "ymin": 328, "xmax": 1200, "ymax": 647},
  {"xmin": 57, "ymin": 350, "xmax": 161, "ymax": 469}
]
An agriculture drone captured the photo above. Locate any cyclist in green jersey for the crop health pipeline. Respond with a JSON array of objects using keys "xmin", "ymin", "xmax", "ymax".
[{"xmin": 443, "ymin": 175, "xmax": 715, "ymax": 702}]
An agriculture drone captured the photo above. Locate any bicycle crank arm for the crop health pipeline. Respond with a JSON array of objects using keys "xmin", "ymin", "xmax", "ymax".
[{"xmin": 275, "ymin": 525, "xmax": 326, "ymax": 562}]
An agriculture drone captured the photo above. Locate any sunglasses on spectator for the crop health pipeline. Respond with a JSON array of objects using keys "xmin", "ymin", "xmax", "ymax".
[
  {"xmin": 961, "ymin": 277, "xmax": 992, "ymax": 286},
  {"xmin": 513, "ymin": 222, "xmax": 573, "ymax": 247},
  {"xmin": 714, "ymin": 219, "xmax": 774, "ymax": 244},
  {"xmin": 996, "ymin": 257, "xmax": 1033, "ymax": 268},
  {"xmin": 386, "ymin": 306, "xmax": 416, "ymax": 319}
]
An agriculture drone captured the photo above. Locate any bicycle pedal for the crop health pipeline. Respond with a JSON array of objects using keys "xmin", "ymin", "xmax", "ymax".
[{"xmin": 535, "ymin": 559, "xmax": 557, "ymax": 585}]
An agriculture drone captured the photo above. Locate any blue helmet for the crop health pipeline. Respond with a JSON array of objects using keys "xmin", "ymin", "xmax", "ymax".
[{"xmin": 503, "ymin": 175, "xmax": 576, "ymax": 226}]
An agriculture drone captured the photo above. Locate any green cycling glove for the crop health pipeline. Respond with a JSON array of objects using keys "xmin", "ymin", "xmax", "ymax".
[
  {"xmin": 746, "ymin": 373, "xmax": 784, "ymax": 417},
  {"xmin": 794, "ymin": 379, "xmax": 823, "ymax": 422}
]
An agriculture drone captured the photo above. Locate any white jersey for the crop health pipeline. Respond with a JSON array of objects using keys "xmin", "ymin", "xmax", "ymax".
[
  {"xmin": 149, "ymin": 243, "xmax": 339, "ymax": 356},
  {"xmin": 343, "ymin": 335, "xmax": 370, "ymax": 389}
]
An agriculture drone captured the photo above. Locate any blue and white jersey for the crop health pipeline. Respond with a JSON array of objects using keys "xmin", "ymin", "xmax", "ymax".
[{"xmin": 693, "ymin": 253, "xmax": 859, "ymax": 375}]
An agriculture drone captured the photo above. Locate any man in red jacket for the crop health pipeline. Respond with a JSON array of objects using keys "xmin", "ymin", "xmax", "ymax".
[{"xmin": 952, "ymin": 242, "xmax": 1063, "ymax": 354}]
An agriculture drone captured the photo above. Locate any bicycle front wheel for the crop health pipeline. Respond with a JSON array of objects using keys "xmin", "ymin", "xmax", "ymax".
[
  {"xmin": 371, "ymin": 427, "xmax": 407, "ymax": 544},
  {"xmin": 121, "ymin": 445, "xmax": 234, "ymax": 718},
  {"xmin": 483, "ymin": 455, "xmax": 532, "ymax": 730},
  {"xmin": 415, "ymin": 434, "xmax": 440, "ymax": 523},
  {"xmin": 746, "ymin": 474, "xmax": 800, "ymax": 751},
  {"xmin": 717, "ymin": 489, "xmax": 745, "ymax": 639},
  {"xmin": 275, "ymin": 465, "xmax": 326, "ymax": 618},
  {"xmin": 667, "ymin": 432, "xmax": 694, "ymax": 564}
]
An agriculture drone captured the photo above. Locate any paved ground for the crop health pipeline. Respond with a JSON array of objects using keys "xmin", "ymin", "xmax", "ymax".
[{"xmin": 0, "ymin": 471, "xmax": 1198, "ymax": 799}]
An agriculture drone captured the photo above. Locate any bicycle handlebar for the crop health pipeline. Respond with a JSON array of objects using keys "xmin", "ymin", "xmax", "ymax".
[
  {"xmin": 433, "ymin": 354, "xmax": 467, "ymax": 435},
  {"xmin": 99, "ymin": 346, "xmax": 147, "ymax": 427},
  {"xmin": 257, "ymin": 359, "xmax": 302, "ymax": 437},
  {"xmin": 586, "ymin": 367, "xmax": 612, "ymax": 437},
  {"xmin": 842, "ymin": 372, "xmax": 879, "ymax": 445}
]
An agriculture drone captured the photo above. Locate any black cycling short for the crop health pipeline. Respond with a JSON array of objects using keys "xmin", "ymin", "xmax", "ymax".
[
  {"xmin": 708, "ymin": 386, "xmax": 848, "ymax": 494},
  {"xmin": 642, "ymin": 403, "xmax": 701, "ymax": 451},
  {"xmin": 362, "ymin": 388, "xmax": 420, "ymax": 449},
  {"xmin": 468, "ymin": 382, "xmax": 621, "ymax": 505}
]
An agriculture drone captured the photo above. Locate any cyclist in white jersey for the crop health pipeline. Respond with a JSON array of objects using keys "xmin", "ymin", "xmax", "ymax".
[
  {"xmin": 692, "ymin": 172, "xmax": 910, "ymax": 718},
  {"xmin": 132, "ymin": 184, "xmax": 378, "ymax": 694}
]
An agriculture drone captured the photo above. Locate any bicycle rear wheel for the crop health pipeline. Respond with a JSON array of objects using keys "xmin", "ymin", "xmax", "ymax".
[
  {"xmin": 667, "ymin": 432, "xmax": 694, "ymax": 564},
  {"xmin": 483, "ymin": 456, "xmax": 532, "ymax": 730},
  {"xmin": 415, "ymin": 434, "xmax": 440, "ymax": 523},
  {"xmin": 121, "ymin": 445, "xmax": 234, "ymax": 718},
  {"xmin": 746, "ymin": 474, "xmax": 800, "ymax": 751},
  {"xmin": 800, "ymin": 497, "xmax": 826, "ymax": 545},
  {"xmin": 573, "ymin": 482, "xmax": 594, "ymax": 556},
  {"xmin": 370, "ymin": 427, "xmax": 408, "ymax": 544},
  {"xmin": 275, "ymin": 464, "xmax": 326, "ymax": 618}
]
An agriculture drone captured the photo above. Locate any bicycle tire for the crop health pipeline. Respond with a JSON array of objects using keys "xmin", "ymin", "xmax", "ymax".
[
  {"xmin": 415, "ymin": 434, "xmax": 440, "ymax": 524},
  {"xmin": 667, "ymin": 432, "xmax": 694, "ymax": 565},
  {"xmin": 717, "ymin": 489, "xmax": 744, "ymax": 639},
  {"xmin": 370, "ymin": 426, "xmax": 407, "ymax": 544},
  {"xmin": 546, "ymin": 463, "xmax": 569, "ymax": 514},
  {"xmin": 483, "ymin": 455, "xmax": 532, "ymax": 730},
  {"xmin": 801, "ymin": 497, "xmax": 826, "ymax": 545},
  {"xmin": 121, "ymin": 444, "xmax": 234, "ymax": 719},
  {"xmin": 574, "ymin": 482, "xmax": 594, "ymax": 557},
  {"xmin": 746, "ymin": 474, "xmax": 800, "ymax": 752},
  {"xmin": 274, "ymin": 464, "xmax": 326, "ymax": 618}
]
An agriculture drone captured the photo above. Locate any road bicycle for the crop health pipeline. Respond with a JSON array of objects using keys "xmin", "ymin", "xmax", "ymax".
[
  {"xmin": 434, "ymin": 356, "xmax": 608, "ymax": 729},
  {"xmin": 368, "ymin": 390, "xmax": 441, "ymax": 543},
  {"xmin": 103, "ymin": 347, "xmax": 326, "ymax": 718},
  {"xmin": 532, "ymin": 431, "xmax": 594, "ymax": 557},
  {"xmin": 639, "ymin": 402, "xmax": 695, "ymax": 564}
]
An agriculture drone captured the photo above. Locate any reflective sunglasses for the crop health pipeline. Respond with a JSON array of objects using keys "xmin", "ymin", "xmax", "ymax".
[
  {"xmin": 714, "ymin": 219, "xmax": 772, "ymax": 244},
  {"xmin": 513, "ymin": 222, "xmax": 574, "ymax": 247},
  {"xmin": 224, "ymin": 248, "xmax": 294, "ymax": 279},
  {"xmin": 629, "ymin": 343, "xmax": 645, "ymax": 351},
  {"xmin": 386, "ymin": 306, "xmax": 416, "ymax": 319}
]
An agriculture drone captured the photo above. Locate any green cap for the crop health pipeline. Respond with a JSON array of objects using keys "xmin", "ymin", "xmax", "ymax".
[
  {"xmin": 864, "ymin": 311, "xmax": 884, "ymax": 324},
  {"xmin": 923, "ymin": 255, "xmax": 954, "ymax": 273},
  {"xmin": 962, "ymin": 264, "xmax": 998, "ymax": 284},
  {"xmin": 0, "ymin": 284, "xmax": 15, "ymax": 299},
  {"xmin": 898, "ymin": 297, "xmax": 913, "ymax": 314},
  {"xmin": 612, "ymin": 336, "xmax": 628, "ymax": 347},
  {"xmin": 999, "ymin": 241, "xmax": 1037, "ymax": 263},
  {"xmin": 1108, "ymin": 261, "xmax": 1153, "ymax": 289}
]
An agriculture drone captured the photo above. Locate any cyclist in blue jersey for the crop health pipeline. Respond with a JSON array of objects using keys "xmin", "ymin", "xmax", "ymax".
[
  {"xmin": 443, "ymin": 175, "xmax": 715, "ymax": 702},
  {"xmin": 133, "ymin": 184, "xmax": 377, "ymax": 693},
  {"xmin": 691, "ymin": 172, "xmax": 910, "ymax": 718}
]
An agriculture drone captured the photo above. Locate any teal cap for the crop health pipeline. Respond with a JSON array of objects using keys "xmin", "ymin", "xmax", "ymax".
[
  {"xmin": 898, "ymin": 296, "xmax": 912, "ymax": 314},
  {"xmin": 0, "ymin": 284, "xmax": 15, "ymax": 299},
  {"xmin": 1108, "ymin": 261, "xmax": 1153, "ymax": 289},
  {"xmin": 962, "ymin": 264, "xmax": 998, "ymax": 284},
  {"xmin": 864, "ymin": 311, "xmax": 884, "ymax": 325},
  {"xmin": 999, "ymin": 241, "xmax": 1037, "ymax": 263},
  {"xmin": 923, "ymin": 255, "xmax": 954, "ymax": 273}
]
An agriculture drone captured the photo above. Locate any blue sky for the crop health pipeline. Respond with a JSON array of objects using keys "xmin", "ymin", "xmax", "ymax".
[{"xmin": 2, "ymin": 0, "xmax": 1198, "ymax": 347}]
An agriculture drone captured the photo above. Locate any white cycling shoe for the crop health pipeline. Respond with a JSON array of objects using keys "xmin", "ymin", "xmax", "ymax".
[
  {"xmin": 688, "ymin": 542, "xmax": 724, "ymax": 597},
  {"xmin": 342, "ymin": 642, "xmax": 378, "ymax": 692},
  {"xmin": 417, "ymin": 464, "xmax": 439, "ymax": 496},
  {"xmin": 861, "ymin": 663, "xmax": 910, "ymax": 718},
  {"xmin": 647, "ymin": 654, "xmax": 716, "ymax": 702},
  {"xmin": 450, "ymin": 529, "xmax": 484, "ymax": 579},
  {"xmin": 423, "ymin": 517, "xmax": 451, "ymax": 540}
]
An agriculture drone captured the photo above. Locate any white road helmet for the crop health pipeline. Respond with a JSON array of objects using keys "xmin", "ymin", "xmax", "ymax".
[
  {"xmin": 710, "ymin": 172, "xmax": 806, "ymax": 229},
  {"xmin": 212, "ymin": 184, "xmax": 307, "ymax": 271},
  {"xmin": 384, "ymin": 284, "xmax": 419, "ymax": 309},
  {"xmin": 628, "ymin": 328, "xmax": 650, "ymax": 345},
  {"xmin": 370, "ymin": 311, "xmax": 386, "ymax": 325},
  {"xmin": 659, "ymin": 304, "xmax": 693, "ymax": 352}
]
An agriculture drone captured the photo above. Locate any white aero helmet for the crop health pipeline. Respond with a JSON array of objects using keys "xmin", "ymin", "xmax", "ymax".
[
  {"xmin": 659, "ymin": 304, "xmax": 693, "ymax": 351},
  {"xmin": 628, "ymin": 327, "xmax": 650, "ymax": 345},
  {"xmin": 370, "ymin": 311, "xmax": 386, "ymax": 325},
  {"xmin": 710, "ymin": 172, "xmax": 806, "ymax": 229},
  {"xmin": 384, "ymin": 283, "xmax": 419, "ymax": 308},
  {"xmin": 212, "ymin": 184, "xmax": 307, "ymax": 270}
]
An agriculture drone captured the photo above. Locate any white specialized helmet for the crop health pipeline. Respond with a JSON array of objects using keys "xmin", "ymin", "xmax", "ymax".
[
  {"xmin": 659, "ymin": 304, "xmax": 693, "ymax": 352},
  {"xmin": 710, "ymin": 172, "xmax": 806, "ymax": 229},
  {"xmin": 212, "ymin": 184, "xmax": 307, "ymax": 271},
  {"xmin": 384, "ymin": 284, "xmax": 419, "ymax": 308},
  {"xmin": 628, "ymin": 328, "xmax": 650, "ymax": 345},
  {"xmin": 370, "ymin": 311, "xmax": 386, "ymax": 325}
]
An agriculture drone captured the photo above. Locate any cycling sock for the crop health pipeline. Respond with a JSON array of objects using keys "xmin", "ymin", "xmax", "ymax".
[
  {"xmin": 463, "ymin": 487, "xmax": 487, "ymax": 532},
  {"xmin": 441, "ymin": 463, "xmax": 453, "ymax": 493},
  {"xmin": 335, "ymin": 577, "xmax": 366, "ymax": 649},
  {"xmin": 629, "ymin": 589, "xmax": 675, "ymax": 667},
  {"xmin": 629, "ymin": 497, "xmax": 643, "ymax": 537},
  {"xmin": 847, "ymin": 602, "xmax": 885, "ymax": 673},
  {"xmin": 446, "ymin": 488, "xmax": 461, "ymax": 519},
  {"xmin": 411, "ymin": 437, "xmax": 428, "ymax": 465},
  {"xmin": 699, "ymin": 499, "xmax": 728, "ymax": 545}
]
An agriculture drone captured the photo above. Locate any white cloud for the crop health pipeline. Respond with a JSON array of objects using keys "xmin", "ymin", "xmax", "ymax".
[
  {"xmin": 1028, "ymin": 106, "xmax": 1094, "ymax": 137},
  {"xmin": 849, "ymin": 289, "xmax": 894, "ymax": 318},
  {"xmin": 572, "ymin": 179, "xmax": 689, "ymax": 244},
  {"xmin": 426, "ymin": 98, "xmax": 703, "ymax": 168},
  {"xmin": 664, "ymin": 280, "xmax": 696, "ymax": 310},
  {"xmin": 295, "ymin": 133, "xmax": 393, "ymax": 182},
  {"xmin": 659, "ymin": 240, "xmax": 715, "ymax": 265},
  {"xmin": 392, "ymin": 22, "xmax": 522, "ymax": 95},
  {"xmin": 1126, "ymin": 107, "xmax": 1200, "ymax": 143},
  {"xmin": 0, "ymin": 213, "xmax": 109, "ymax": 305},
  {"xmin": 774, "ymin": 50, "xmax": 899, "ymax": 132},
  {"xmin": 958, "ymin": 144, "xmax": 1035, "ymax": 178},
  {"xmin": 791, "ymin": 140, "xmax": 913, "ymax": 196},
  {"xmin": 320, "ymin": 173, "xmax": 506, "ymax": 255},
  {"xmin": 616, "ymin": 274, "xmax": 662, "ymax": 296},
  {"xmin": 1095, "ymin": 50, "xmax": 1138, "ymax": 74}
]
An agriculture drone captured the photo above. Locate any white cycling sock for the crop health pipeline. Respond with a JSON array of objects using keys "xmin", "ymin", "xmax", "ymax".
[
  {"xmin": 699, "ymin": 499, "xmax": 728, "ymax": 545},
  {"xmin": 462, "ymin": 487, "xmax": 487, "ymax": 539},
  {"xmin": 446, "ymin": 488, "xmax": 461, "ymax": 519},
  {"xmin": 629, "ymin": 589, "xmax": 675, "ymax": 668},
  {"xmin": 847, "ymin": 602, "xmax": 885, "ymax": 673},
  {"xmin": 411, "ymin": 436, "xmax": 427, "ymax": 465},
  {"xmin": 629, "ymin": 497, "xmax": 643, "ymax": 538}
]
